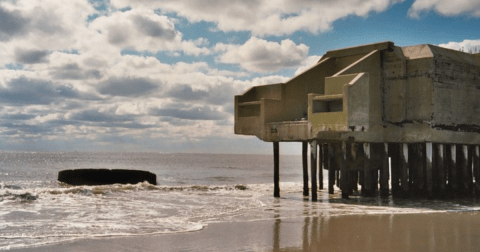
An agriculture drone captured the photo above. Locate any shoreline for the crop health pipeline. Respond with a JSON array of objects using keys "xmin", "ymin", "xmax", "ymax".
[{"xmin": 12, "ymin": 211, "xmax": 480, "ymax": 252}]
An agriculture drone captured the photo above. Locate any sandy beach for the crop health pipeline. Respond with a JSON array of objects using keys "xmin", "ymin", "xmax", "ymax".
[{"xmin": 13, "ymin": 211, "xmax": 480, "ymax": 252}]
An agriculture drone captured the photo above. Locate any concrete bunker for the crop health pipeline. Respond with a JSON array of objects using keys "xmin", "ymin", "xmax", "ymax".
[
  {"xmin": 58, "ymin": 169, "xmax": 157, "ymax": 186},
  {"xmin": 234, "ymin": 41, "xmax": 480, "ymax": 200}
]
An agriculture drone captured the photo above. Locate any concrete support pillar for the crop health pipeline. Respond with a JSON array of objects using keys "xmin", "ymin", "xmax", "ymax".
[
  {"xmin": 336, "ymin": 169, "xmax": 340, "ymax": 189},
  {"xmin": 448, "ymin": 144, "xmax": 458, "ymax": 195},
  {"xmin": 349, "ymin": 143, "xmax": 358, "ymax": 193},
  {"xmin": 435, "ymin": 143, "xmax": 446, "ymax": 197},
  {"xmin": 311, "ymin": 140, "xmax": 318, "ymax": 201},
  {"xmin": 274, "ymin": 142, "xmax": 280, "ymax": 198},
  {"xmin": 389, "ymin": 143, "xmax": 401, "ymax": 197},
  {"xmin": 302, "ymin": 142, "xmax": 308, "ymax": 197},
  {"xmin": 363, "ymin": 143, "xmax": 374, "ymax": 197},
  {"xmin": 340, "ymin": 142, "xmax": 349, "ymax": 199},
  {"xmin": 318, "ymin": 143, "xmax": 324, "ymax": 190},
  {"xmin": 328, "ymin": 144, "xmax": 335, "ymax": 194},
  {"xmin": 372, "ymin": 167, "xmax": 379, "ymax": 194},
  {"xmin": 416, "ymin": 143, "xmax": 426, "ymax": 195},
  {"xmin": 426, "ymin": 142, "xmax": 433, "ymax": 198},
  {"xmin": 473, "ymin": 145, "xmax": 480, "ymax": 196},
  {"xmin": 351, "ymin": 171, "xmax": 359, "ymax": 193},
  {"xmin": 400, "ymin": 143, "xmax": 409, "ymax": 196},
  {"xmin": 459, "ymin": 145, "xmax": 473, "ymax": 195},
  {"xmin": 380, "ymin": 143, "xmax": 390, "ymax": 198},
  {"xmin": 467, "ymin": 145, "xmax": 473, "ymax": 195}
]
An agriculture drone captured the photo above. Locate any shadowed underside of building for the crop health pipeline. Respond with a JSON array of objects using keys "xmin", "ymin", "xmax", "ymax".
[{"xmin": 234, "ymin": 41, "xmax": 480, "ymax": 200}]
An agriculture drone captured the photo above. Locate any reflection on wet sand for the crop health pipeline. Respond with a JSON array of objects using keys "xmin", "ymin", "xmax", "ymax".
[{"xmin": 271, "ymin": 203, "xmax": 480, "ymax": 251}]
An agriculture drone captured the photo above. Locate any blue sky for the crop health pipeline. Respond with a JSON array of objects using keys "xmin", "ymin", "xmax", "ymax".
[{"xmin": 0, "ymin": 0, "xmax": 479, "ymax": 154}]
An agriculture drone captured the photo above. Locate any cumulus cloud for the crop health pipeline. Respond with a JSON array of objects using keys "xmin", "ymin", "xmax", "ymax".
[
  {"xmin": 409, "ymin": 0, "xmax": 480, "ymax": 18},
  {"xmin": 0, "ymin": 0, "xmax": 96, "ymax": 48},
  {"xmin": 67, "ymin": 109, "xmax": 135, "ymax": 123},
  {"xmin": 90, "ymin": 8, "xmax": 210, "ymax": 55},
  {"xmin": 0, "ymin": 77, "xmax": 82, "ymax": 105},
  {"xmin": 167, "ymin": 83, "xmax": 236, "ymax": 105},
  {"xmin": 149, "ymin": 104, "xmax": 229, "ymax": 120},
  {"xmin": 97, "ymin": 76, "xmax": 160, "ymax": 97},
  {"xmin": 111, "ymin": 0, "xmax": 404, "ymax": 36},
  {"xmin": 0, "ymin": 113, "xmax": 36, "ymax": 120},
  {"xmin": 438, "ymin": 39, "xmax": 480, "ymax": 53},
  {"xmin": 50, "ymin": 63, "xmax": 103, "ymax": 80},
  {"xmin": 215, "ymin": 37, "xmax": 309, "ymax": 72},
  {"xmin": 0, "ymin": 6, "xmax": 30, "ymax": 41},
  {"xmin": 14, "ymin": 48, "xmax": 51, "ymax": 64}
]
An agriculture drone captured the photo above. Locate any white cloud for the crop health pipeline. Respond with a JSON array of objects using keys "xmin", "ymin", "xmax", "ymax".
[
  {"xmin": 89, "ymin": 8, "xmax": 209, "ymax": 55},
  {"xmin": 110, "ymin": 0, "xmax": 404, "ymax": 36},
  {"xmin": 215, "ymin": 37, "xmax": 309, "ymax": 73},
  {"xmin": 438, "ymin": 39, "xmax": 480, "ymax": 53},
  {"xmin": 409, "ymin": 0, "xmax": 480, "ymax": 18},
  {"xmin": 0, "ymin": 0, "xmax": 95, "ymax": 48}
]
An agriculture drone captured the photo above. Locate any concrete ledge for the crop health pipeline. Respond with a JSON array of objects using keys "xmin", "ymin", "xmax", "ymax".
[{"xmin": 58, "ymin": 169, "xmax": 157, "ymax": 186}]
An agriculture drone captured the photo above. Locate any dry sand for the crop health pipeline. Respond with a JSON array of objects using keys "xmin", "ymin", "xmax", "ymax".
[{"xmin": 13, "ymin": 211, "xmax": 480, "ymax": 252}]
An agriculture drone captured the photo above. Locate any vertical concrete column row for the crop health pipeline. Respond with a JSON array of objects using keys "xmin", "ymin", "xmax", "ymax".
[{"xmin": 295, "ymin": 141, "xmax": 480, "ymax": 200}]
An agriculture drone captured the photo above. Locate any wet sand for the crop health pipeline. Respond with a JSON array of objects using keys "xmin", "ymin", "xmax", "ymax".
[{"xmin": 14, "ymin": 212, "xmax": 480, "ymax": 252}]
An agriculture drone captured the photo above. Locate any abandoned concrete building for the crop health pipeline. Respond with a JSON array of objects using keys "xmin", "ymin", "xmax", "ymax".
[{"xmin": 234, "ymin": 41, "xmax": 480, "ymax": 200}]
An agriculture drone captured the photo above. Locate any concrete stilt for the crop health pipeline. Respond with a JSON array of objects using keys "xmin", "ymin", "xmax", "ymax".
[
  {"xmin": 311, "ymin": 140, "xmax": 318, "ymax": 201},
  {"xmin": 459, "ymin": 145, "xmax": 473, "ymax": 195},
  {"xmin": 350, "ymin": 143, "xmax": 358, "ymax": 192},
  {"xmin": 372, "ymin": 166, "xmax": 379, "ymax": 194},
  {"xmin": 468, "ymin": 146, "xmax": 474, "ymax": 194},
  {"xmin": 380, "ymin": 143, "xmax": 389, "ymax": 198},
  {"xmin": 359, "ymin": 170, "xmax": 364, "ymax": 188},
  {"xmin": 357, "ymin": 145, "xmax": 364, "ymax": 188},
  {"xmin": 449, "ymin": 144, "xmax": 458, "ymax": 196},
  {"xmin": 363, "ymin": 143, "xmax": 375, "ymax": 197},
  {"xmin": 336, "ymin": 169, "xmax": 340, "ymax": 189},
  {"xmin": 328, "ymin": 143, "xmax": 335, "ymax": 194},
  {"xmin": 435, "ymin": 143, "xmax": 446, "ymax": 197},
  {"xmin": 351, "ymin": 171, "xmax": 359, "ymax": 193},
  {"xmin": 318, "ymin": 143, "xmax": 324, "ymax": 190},
  {"xmin": 389, "ymin": 143, "xmax": 401, "ymax": 197},
  {"xmin": 400, "ymin": 143, "xmax": 409, "ymax": 196},
  {"xmin": 340, "ymin": 142, "xmax": 349, "ymax": 199},
  {"xmin": 416, "ymin": 143, "xmax": 426, "ymax": 195},
  {"xmin": 302, "ymin": 142, "xmax": 309, "ymax": 197},
  {"xmin": 426, "ymin": 142, "xmax": 433, "ymax": 198},
  {"xmin": 274, "ymin": 142, "xmax": 280, "ymax": 198},
  {"xmin": 473, "ymin": 146, "xmax": 480, "ymax": 196}
]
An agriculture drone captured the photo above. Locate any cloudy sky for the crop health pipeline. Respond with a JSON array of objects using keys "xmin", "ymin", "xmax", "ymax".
[{"xmin": 0, "ymin": 0, "xmax": 479, "ymax": 154}]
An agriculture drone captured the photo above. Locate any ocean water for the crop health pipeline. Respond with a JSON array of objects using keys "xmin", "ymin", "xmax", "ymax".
[{"xmin": 1, "ymin": 151, "xmax": 480, "ymax": 250}]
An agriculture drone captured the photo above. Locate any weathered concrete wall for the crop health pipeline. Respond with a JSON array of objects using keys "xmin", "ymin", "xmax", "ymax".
[
  {"xmin": 346, "ymin": 73, "xmax": 370, "ymax": 130},
  {"xmin": 431, "ymin": 46, "xmax": 480, "ymax": 129},
  {"xmin": 383, "ymin": 47, "xmax": 407, "ymax": 123}
]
